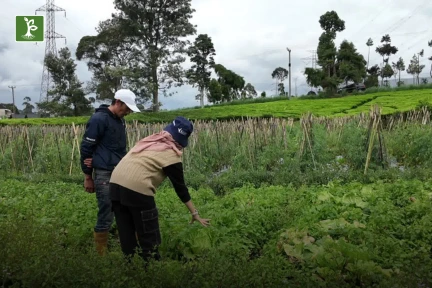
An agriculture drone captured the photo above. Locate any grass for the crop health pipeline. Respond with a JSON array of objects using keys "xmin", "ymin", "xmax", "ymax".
[{"xmin": 1, "ymin": 85, "xmax": 432, "ymax": 126}]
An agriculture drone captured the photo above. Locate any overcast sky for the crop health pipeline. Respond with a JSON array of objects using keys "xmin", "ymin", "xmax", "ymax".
[{"xmin": 0, "ymin": 0, "xmax": 431, "ymax": 111}]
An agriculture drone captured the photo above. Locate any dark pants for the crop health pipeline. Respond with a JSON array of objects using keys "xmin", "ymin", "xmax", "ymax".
[
  {"xmin": 94, "ymin": 169, "xmax": 114, "ymax": 233},
  {"xmin": 111, "ymin": 200, "xmax": 162, "ymax": 262}
]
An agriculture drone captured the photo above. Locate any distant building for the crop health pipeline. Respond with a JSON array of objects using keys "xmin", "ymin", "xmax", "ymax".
[{"xmin": 0, "ymin": 109, "xmax": 12, "ymax": 118}]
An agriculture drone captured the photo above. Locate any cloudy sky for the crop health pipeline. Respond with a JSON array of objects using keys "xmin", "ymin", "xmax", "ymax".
[{"xmin": 0, "ymin": 0, "xmax": 431, "ymax": 112}]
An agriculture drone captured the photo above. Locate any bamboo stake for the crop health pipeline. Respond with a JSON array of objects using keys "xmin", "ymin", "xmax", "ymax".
[
  {"xmin": 25, "ymin": 127, "xmax": 34, "ymax": 171},
  {"xmin": 364, "ymin": 106, "xmax": 379, "ymax": 175},
  {"xmin": 69, "ymin": 123, "xmax": 78, "ymax": 175}
]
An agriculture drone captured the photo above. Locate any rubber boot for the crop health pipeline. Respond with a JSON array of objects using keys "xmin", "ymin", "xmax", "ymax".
[{"xmin": 94, "ymin": 231, "xmax": 109, "ymax": 256}]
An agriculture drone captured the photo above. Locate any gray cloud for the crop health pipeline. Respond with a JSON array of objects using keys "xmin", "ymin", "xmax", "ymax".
[{"xmin": 1, "ymin": 0, "xmax": 431, "ymax": 112}]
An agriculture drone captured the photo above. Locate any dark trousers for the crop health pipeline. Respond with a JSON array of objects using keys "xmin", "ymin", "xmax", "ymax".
[
  {"xmin": 111, "ymin": 200, "xmax": 162, "ymax": 262},
  {"xmin": 94, "ymin": 169, "xmax": 114, "ymax": 233}
]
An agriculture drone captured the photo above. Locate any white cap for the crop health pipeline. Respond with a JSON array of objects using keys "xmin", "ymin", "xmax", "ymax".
[{"xmin": 114, "ymin": 89, "xmax": 140, "ymax": 112}]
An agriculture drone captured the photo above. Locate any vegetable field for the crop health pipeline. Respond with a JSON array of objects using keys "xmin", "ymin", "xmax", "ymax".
[
  {"xmin": 1, "ymin": 88, "xmax": 432, "ymax": 126},
  {"xmin": 2, "ymin": 106, "xmax": 432, "ymax": 287},
  {"xmin": 1, "ymin": 177, "xmax": 432, "ymax": 287}
]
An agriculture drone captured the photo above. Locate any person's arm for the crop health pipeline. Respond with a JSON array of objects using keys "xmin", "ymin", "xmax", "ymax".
[
  {"xmin": 163, "ymin": 163, "xmax": 210, "ymax": 226},
  {"xmin": 80, "ymin": 115, "xmax": 105, "ymax": 177}
]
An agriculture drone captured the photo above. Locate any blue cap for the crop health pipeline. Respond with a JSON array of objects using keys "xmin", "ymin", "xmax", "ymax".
[{"xmin": 163, "ymin": 116, "xmax": 194, "ymax": 148}]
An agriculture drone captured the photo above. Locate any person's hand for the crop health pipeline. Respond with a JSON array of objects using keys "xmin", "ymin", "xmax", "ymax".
[
  {"xmin": 84, "ymin": 177, "xmax": 95, "ymax": 193},
  {"xmin": 190, "ymin": 214, "xmax": 211, "ymax": 227},
  {"xmin": 84, "ymin": 158, "xmax": 92, "ymax": 168}
]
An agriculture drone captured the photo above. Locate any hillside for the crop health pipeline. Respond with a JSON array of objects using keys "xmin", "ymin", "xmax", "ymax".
[{"xmin": 2, "ymin": 88, "xmax": 432, "ymax": 126}]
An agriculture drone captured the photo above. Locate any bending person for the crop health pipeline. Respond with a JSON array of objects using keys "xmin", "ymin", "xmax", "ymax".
[{"xmin": 109, "ymin": 116, "xmax": 210, "ymax": 262}]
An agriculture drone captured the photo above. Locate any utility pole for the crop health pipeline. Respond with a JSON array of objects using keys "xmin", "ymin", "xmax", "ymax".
[
  {"xmin": 286, "ymin": 47, "xmax": 291, "ymax": 99},
  {"xmin": 36, "ymin": 0, "xmax": 66, "ymax": 102},
  {"xmin": 8, "ymin": 86, "xmax": 16, "ymax": 114}
]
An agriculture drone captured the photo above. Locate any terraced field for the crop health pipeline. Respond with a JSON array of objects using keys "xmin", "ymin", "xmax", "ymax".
[{"xmin": 2, "ymin": 88, "xmax": 432, "ymax": 126}]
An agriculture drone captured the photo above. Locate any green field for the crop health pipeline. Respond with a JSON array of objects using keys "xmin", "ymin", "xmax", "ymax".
[
  {"xmin": 1, "ymin": 176, "xmax": 432, "ymax": 287},
  {"xmin": 2, "ymin": 88, "xmax": 432, "ymax": 126},
  {"xmin": 2, "ymin": 97, "xmax": 432, "ymax": 287}
]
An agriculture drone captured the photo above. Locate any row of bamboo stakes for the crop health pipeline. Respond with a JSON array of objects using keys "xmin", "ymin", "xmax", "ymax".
[{"xmin": 0, "ymin": 105, "xmax": 431, "ymax": 175}]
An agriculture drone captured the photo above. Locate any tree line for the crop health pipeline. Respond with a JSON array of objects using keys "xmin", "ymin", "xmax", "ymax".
[
  {"xmin": 35, "ymin": 0, "xmax": 261, "ymax": 116},
  {"xmin": 34, "ymin": 5, "xmax": 432, "ymax": 117},
  {"xmin": 303, "ymin": 10, "xmax": 432, "ymax": 95}
]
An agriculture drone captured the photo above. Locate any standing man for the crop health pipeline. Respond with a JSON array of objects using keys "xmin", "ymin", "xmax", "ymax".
[{"xmin": 80, "ymin": 89, "xmax": 140, "ymax": 256}]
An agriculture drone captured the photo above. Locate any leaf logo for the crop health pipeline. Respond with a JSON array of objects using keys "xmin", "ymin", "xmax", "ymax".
[{"xmin": 21, "ymin": 17, "xmax": 38, "ymax": 40}]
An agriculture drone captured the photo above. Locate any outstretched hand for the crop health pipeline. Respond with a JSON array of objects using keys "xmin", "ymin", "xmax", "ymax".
[{"xmin": 190, "ymin": 215, "xmax": 211, "ymax": 227}]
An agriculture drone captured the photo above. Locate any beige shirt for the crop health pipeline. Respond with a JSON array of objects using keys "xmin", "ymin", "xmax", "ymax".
[{"xmin": 109, "ymin": 149, "xmax": 182, "ymax": 196}]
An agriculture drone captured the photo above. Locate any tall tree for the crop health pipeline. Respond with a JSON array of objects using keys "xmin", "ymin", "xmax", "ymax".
[
  {"xmin": 271, "ymin": 67, "xmax": 288, "ymax": 84},
  {"xmin": 416, "ymin": 49, "xmax": 425, "ymax": 85},
  {"xmin": 304, "ymin": 10, "xmax": 345, "ymax": 93},
  {"xmin": 375, "ymin": 34, "xmax": 398, "ymax": 85},
  {"xmin": 112, "ymin": 0, "xmax": 197, "ymax": 111},
  {"xmin": 428, "ymin": 40, "xmax": 432, "ymax": 78},
  {"xmin": 392, "ymin": 57, "xmax": 405, "ymax": 86},
  {"xmin": 22, "ymin": 96, "xmax": 34, "ymax": 114},
  {"xmin": 366, "ymin": 38, "xmax": 374, "ymax": 70},
  {"xmin": 186, "ymin": 34, "xmax": 216, "ymax": 108},
  {"xmin": 37, "ymin": 47, "xmax": 94, "ymax": 116},
  {"xmin": 407, "ymin": 54, "xmax": 425, "ymax": 85}
]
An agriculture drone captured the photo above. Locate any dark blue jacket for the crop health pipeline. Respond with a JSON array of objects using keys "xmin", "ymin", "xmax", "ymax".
[{"xmin": 80, "ymin": 105, "xmax": 127, "ymax": 175}]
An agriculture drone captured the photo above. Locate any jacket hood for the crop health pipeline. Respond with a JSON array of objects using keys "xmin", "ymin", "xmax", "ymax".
[
  {"xmin": 95, "ymin": 104, "xmax": 119, "ymax": 118},
  {"xmin": 95, "ymin": 104, "xmax": 110, "ymax": 113}
]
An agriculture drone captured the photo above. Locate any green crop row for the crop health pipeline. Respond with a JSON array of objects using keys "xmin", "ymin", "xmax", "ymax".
[
  {"xmin": 1, "ymin": 89, "xmax": 432, "ymax": 126},
  {"xmin": 1, "ymin": 177, "xmax": 431, "ymax": 287}
]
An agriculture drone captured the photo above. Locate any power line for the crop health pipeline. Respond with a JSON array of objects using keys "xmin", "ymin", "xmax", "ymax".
[
  {"xmin": 346, "ymin": 0, "xmax": 393, "ymax": 40},
  {"xmin": 381, "ymin": 0, "xmax": 430, "ymax": 34},
  {"xmin": 64, "ymin": 17, "xmax": 85, "ymax": 33}
]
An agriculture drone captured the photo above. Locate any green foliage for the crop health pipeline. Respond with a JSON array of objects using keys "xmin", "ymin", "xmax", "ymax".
[
  {"xmin": 318, "ymin": 10, "xmax": 345, "ymax": 34},
  {"xmin": 37, "ymin": 47, "xmax": 94, "ymax": 117},
  {"xmin": 1, "ymin": 177, "xmax": 432, "ymax": 287},
  {"xmin": 375, "ymin": 34, "xmax": 398, "ymax": 64},
  {"xmin": 338, "ymin": 40, "xmax": 367, "ymax": 84},
  {"xmin": 75, "ymin": 18, "xmax": 146, "ymax": 103},
  {"xmin": 207, "ymin": 78, "xmax": 223, "ymax": 103},
  {"xmin": 271, "ymin": 67, "xmax": 288, "ymax": 83},
  {"xmin": 214, "ymin": 64, "xmax": 246, "ymax": 102}
]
